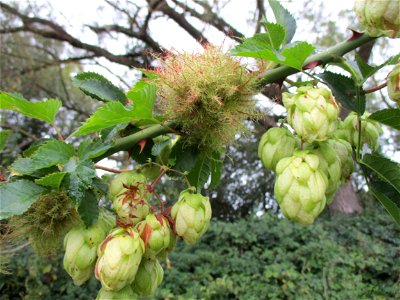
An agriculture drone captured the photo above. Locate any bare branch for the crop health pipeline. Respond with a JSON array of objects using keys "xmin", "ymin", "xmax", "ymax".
[
  {"xmin": 0, "ymin": 2, "xmax": 146, "ymax": 67},
  {"xmin": 148, "ymin": 0, "xmax": 209, "ymax": 44},
  {"xmin": 171, "ymin": 0, "xmax": 244, "ymax": 42}
]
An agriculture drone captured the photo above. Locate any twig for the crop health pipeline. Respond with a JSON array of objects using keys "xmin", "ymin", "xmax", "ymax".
[
  {"xmin": 52, "ymin": 124, "xmax": 64, "ymax": 141},
  {"xmin": 95, "ymin": 165, "xmax": 131, "ymax": 173},
  {"xmin": 364, "ymin": 81, "xmax": 387, "ymax": 94}
]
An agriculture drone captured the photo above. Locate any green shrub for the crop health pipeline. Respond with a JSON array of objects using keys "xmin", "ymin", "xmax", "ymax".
[{"xmin": 1, "ymin": 201, "xmax": 399, "ymax": 299}]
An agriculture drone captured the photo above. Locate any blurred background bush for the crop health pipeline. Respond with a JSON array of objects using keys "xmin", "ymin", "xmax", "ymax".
[{"xmin": 1, "ymin": 193, "xmax": 398, "ymax": 300}]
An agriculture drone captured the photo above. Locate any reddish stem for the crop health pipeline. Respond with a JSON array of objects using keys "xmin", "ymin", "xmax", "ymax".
[{"xmin": 364, "ymin": 81, "xmax": 387, "ymax": 94}]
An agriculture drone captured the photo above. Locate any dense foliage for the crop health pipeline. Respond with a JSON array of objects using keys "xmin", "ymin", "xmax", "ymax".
[{"xmin": 1, "ymin": 197, "xmax": 398, "ymax": 300}]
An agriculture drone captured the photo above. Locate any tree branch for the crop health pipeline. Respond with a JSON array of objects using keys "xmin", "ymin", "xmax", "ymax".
[
  {"xmin": 0, "ymin": 2, "xmax": 147, "ymax": 67},
  {"xmin": 94, "ymin": 33, "xmax": 378, "ymax": 162},
  {"xmin": 257, "ymin": 33, "xmax": 377, "ymax": 87},
  {"xmin": 148, "ymin": 0, "xmax": 209, "ymax": 44},
  {"xmin": 171, "ymin": 0, "xmax": 244, "ymax": 42}
]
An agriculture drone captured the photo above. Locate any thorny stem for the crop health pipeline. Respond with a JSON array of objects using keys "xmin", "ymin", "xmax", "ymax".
[{"xmin": 91, "ymin": 33, "xmax": 377, "ymax": 162}]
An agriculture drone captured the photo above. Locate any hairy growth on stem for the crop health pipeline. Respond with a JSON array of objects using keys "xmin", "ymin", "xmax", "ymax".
[
  {"xmin": 153, "ymin": 45, "xmax": 259, "ymax": 151},
  {"xmin": 9, "ymin": 192, "xmax": 80, "ymax": 256}
]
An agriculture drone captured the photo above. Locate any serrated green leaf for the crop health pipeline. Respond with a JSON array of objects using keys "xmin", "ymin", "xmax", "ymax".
[
  {"xmin": 170, "ymin": 141, "xmax": 199, "ymax": 172},
  {"xmin": 73, "ymin": 102, "xmax": 151, "ymax": 136},
  {"xmin": 261, "ymin": 22, "xmax": 286, "ymax": 50},
  {"xmin": 369, "ymin": 180, "xmax": 400, "ymax": 225},
  {"xmin": 0, "ymin": 130, "xmax": 11, "ymax": 153},
  {"xmin": 280, "ymin": 42, "xmax": 315, "ymax": 70},
  {"xmin": 126, "ymin": 80, "xmax": 157, "ymax": 118},
  {"xmin": 0, "ymin": 92, "xmax": 61, "ymax": 124},
  {"xmin": 78, "ymin": 189, "xmax": 99, "ymax": 227},
  {"xmin": 22, "ymin": 139, "xmax": 50, "ymax": 157},
  {"xmin": 361, "ymin": 153, "xmax": 400, "ymax": 194},
  {"xmin": 11, "ymin": 140, "xmax": 74, "ymax": 175},
  {"xmin": 151, "ymin": 139, "xmax": 171, "ymax": 157},
  {"xmin": 318, "ymin": 71, "xmax": 365, "ymax": 113},
  {"xmin": 230, "ymin": 41, "xmax": 275, "ymax": 60},
  {"xmin": 187, "ymin": 152, "xmax": 212, "ymax": 192},
  {"xmin": 35, "ymin": 172, "xmax": 67, "ymax": 189},
  {"xmin": 92, "ymin": 177, "xmax": 109, "ymax": 195},
  {"xmin": 362, "ymin": 164, "xmax": 400, "ymax": 225},
  {"xmin": 387, "ymin": 53, "xmax": 400, "ymax": 65},
  {"xmin": 78, "ymin": 138, "xmax": 111, "ymax": 161},
  {"xmin": 64, "ymin": 158, "xmax": 97, "ymax": 205},
  {"xmin": 100, "ymin": 123, "xmax": 129, "ymax": 143},
  {"xmin": 209, "ymin": 151, "xmax": 224, "ymax": 190},
  {"xmin": 369, "ymin": 109, "xmax": 400, "ymax": 131},
  {"xmin": 268, "ymin": 0, "xmax": 296, "ymax": 44},
  {"xmin": 231, "ymin": 40, "xmax": 313, "ymax": 70},
  {"xmin": 73, "ymin": 72, "xmax": 126, "ymax": 102},
  {"xmin": 354, "ymin": 54, "xmax": 376, "ymax": 79},
  {"xmin": 0, "ymin": 180, "xmax": 46, "ymax": 220}
]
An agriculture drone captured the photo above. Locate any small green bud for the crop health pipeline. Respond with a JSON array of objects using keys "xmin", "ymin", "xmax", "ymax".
[
  {"xmin": 135, "ymin": 214, "xmax": 173, "ymax": 259},
  {"xmin": 274, "ymin": 150, "xmax": 328, "ymax": 225},
  {"xmin": 171, "ymin": 187, "xmax": 212, "ymax": 245},
  {"xmin": 96, "ymin": 286, "xmax": 138, "ymax": 300},
  {"xmin": 258, "ymin": 127, "xmax": 298, "ymax": 172},
  {"xmin": 95, "ymin": 227, "xmax": 144, "ymax": 291},
  {"xmin": 387, "ymin": 64, "xmax": 400, "ymax": 103},
  {"xmin": 283, "ymin": 86, "xmax": 340, "ymax": 143},
  {"xmin": 131, "ymin": 258, "xmax": 164, "ymax": 296},
  {"xmin": 63, "ymin": 210, "xmax": 115, "ymax": 286},
  {"xmin": 354, "ymin": 0, "xmax": 400, "ymax": 38}
]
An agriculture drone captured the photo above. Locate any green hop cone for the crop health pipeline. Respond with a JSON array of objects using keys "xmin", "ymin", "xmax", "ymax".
[
  {"xmin": 109, "ymin": 171, "xmax": 148, "ymax": 200},
  {"xmin": 258, "ymin": 127, "xmax": 298, "ymax": 172},
  {"xmin": 131, "ymin": 258, "xmax": 164, "ymax": 296},
  {"xmin": 110, "ymin": 172, "xmax": 150, "ymax": 225},
  {"xmin": 306, "ymin": 141, "xmax": 342, "ymax": 204},
  {"xmin": 96, "ymin": 286, "xmax": 138, "ymax": 300},
  {"xmin": 327, "ymin": 138, "xmax": 354, "ymax": 182},
  {"xmin": 171, "ymin": 187, "xmax": 212, "ymax": 245},
  {"xmin": 95, "ymin": 227, "xmax": 144, "ymax": 291},
  {"xmin": 283, "ymin": 86, "xmax": 340, "ymax": 143},
  {"xmin": 135, "ymin": 214, "xmax": 173, "ymax": 259},
  {"xmin": 387, "ymin": 64, "xmax": 400, "ymax": 102},
  {"xmin": 354, "ymin": 0, "xmax": 400, "ymax": 38},
  {"xmin": 335, "ymin": 112, "xmax": 383, "ymax": 150},
  {"xmin": 274, "ymin": 150, "xmax": 328, "ymax": 225},
  {"xmin": 63, "ymin": 210, "xmax": 115, "ymax": 286}
]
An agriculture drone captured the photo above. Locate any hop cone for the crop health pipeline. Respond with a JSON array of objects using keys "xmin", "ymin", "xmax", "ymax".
[
  {"xmin": 258, "ymin": 127, "xmax": 298, "ymax": 172},
  {"xmin": 63, "ymin": 210, "xmax": 115, "ymax": 286},
  {"xmin": 95, "ymin": 227, "xmax": 144, "ymax": 291},
  {"xmin": 307, "ymin": 142, "xmax": 342, "ymax": 204},
  {"xmin": 96, "ymin": 286, "xmax": 138, "ymax": 300},
  {"xmin": 135, "ymin": 214, "xmax": 173, "ymax": 259},
  {"xmin": 387, "ymin": 64, "xmax": 400, "ymax": 102},
  {"xmin": 335, "ymin": 112, "xmax": 383, "ymax": 150},
  {"xmin": 283, "ymin": 86, "xmax": 340, "ymax": 143},
  {"xmin": 171, "ymin": 187, "xmax": 212, "ymax": 245},
  {"xmin": 109, "ymin": 172, "xmax": 148, "ymax": 200},
  {"xmin": 110, "ymin": 172, "xmax": 150, "ymax": 225},
  {"xmin": 131, "ymin": 258, "xmax": 164, "ymax": 296},
  {"xmin": 327, "ymin": 138, "xmax": 354, "ymax": 182},
  {"xmin": 354, "ymin": 0, "xmax": 400, "ymax": 38},
  {"xmin": 274, "ymin": 150, "xmax": 328, "ymax": 225}
]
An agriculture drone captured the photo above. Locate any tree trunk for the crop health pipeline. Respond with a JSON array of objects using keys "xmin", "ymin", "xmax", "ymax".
[{"xmin": 328, "ymin": 182, "xmax": 362, "ymax": 214}]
